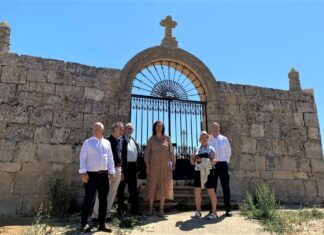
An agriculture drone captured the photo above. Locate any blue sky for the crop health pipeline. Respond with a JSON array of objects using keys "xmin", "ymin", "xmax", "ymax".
[{"xmin": 0, "ymin": 0, "xmax": 323, "ymax": 150}]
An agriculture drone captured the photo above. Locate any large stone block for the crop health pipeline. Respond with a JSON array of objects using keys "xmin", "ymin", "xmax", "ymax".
[
  {"xmin": 84, "ymin": 87, "xmax": 105, "ymax": 101},
  {"xmin": 305, "ymin": 140, "xmax": 323, "ymax": 159},
  {"xmin": 239, "ymin": 154, "xmax": 255, "ymax": 171},
  {"xmin": 257, "ymin": 139, "xmax": 273, "ymax": 155},
  {"xmin": 0, "ymin": 83, "xmax": 16, "ymax": 103},
  {"xmin": 17, "ymin": 91, "xmax": 43, "ymax": 107},
  {"xmin": 20, "ymin": 162, "xmax": 52, "ymax": 175},
  {"xmin": 36, "ymin": 144, "xmax": 73, "ymax": 163},
  {"xmin": 241, "ymin": 138, "xmax": 256, "ymax": 154},
  {"xmin": 0, "ymin": 173, "xmax": 13, "ymax": 193},
  {"xmin": 304, "ymin": 113, "xmax": 319, "ymax": 127},
  {"xmin": 265, "ymin": 156, "xmax": 280, "ymax": 171},
  {"xmin": 311, "ymin": 159, "xmax": 324, "ymax": 174},
  {"xmin": 317, "ymin": 181, "xmax": 324, "ymax": 198},
  {"xmin": 26, "ymin": 69, "xmax": 47, "ymax": 83},
  {"xmin": 280, "ymin": 157, "xmax": 297, "ymax": 171},
  {"xmin": 294, "ymin": 113, "xmax": 304, "ymax": 126},
  {"xmin": 296, "ymin": 101, "xmax": 315, "ymax": 113},
  {"xmin": 272, "ymin": 139, "xmax": 287, "ymax": 155},
  {"xmin": 296, "ymin": 158, "xmax": 311, "ymax": 172},
  {"xmin": 0, "ymin": 123, "xmax": 35, "ymax": 142},
  {"xmin": 0, "ymin": 162, "xmax": 22, "ymax": 173},
  {"xmin": 1, "ymin": 65, "xmax": 27, "ymax": 84},
  {"xmin": 273, "ymin": 171, "xmax": 294, "ymax": 179},
  {"xmin": 28, "ymin": 108, "xmax": 53, "ymax": 125},
  {"xmin": 273, "ymin": 179, "xmax": 305, "ymax": 202},
  {"xmin": 293, "ymin": 172, "xmax": 308, "ymax": 179},
  {"xmin": 0, "ymin": 140, "xmax": 17, "ymax": 161},
  {"xmin": 0, "ymin": 196, "xmax": 21, "ymax": 215},
  {"xmin": 307, "ymin": 127, "xmax": 320, "ymax": 140},
  {"xmin": 0, "ymin": 104, "xmax": 28, "ymax": 124},
  {"xmin": 254, "ymin": 155, "xmax": 266, "ymax": 170},
  {"xmin": 55, "ymin": 84, "xmax": 84, "ymax": 99},
  {"xmin": 53, "ymin": 111, "xmax": 83, "ymax": 128},
  {"xmin": 12, "ymin": 174, "xmax": 39, "ymax": 194},
  {"xmin": 250, "ymin": 124, "xmax": 264, "ymax": 138},
  {"xmin": 17, "ymin": 141, "xmax": 35, "ymax": 162},
  {"xmin": 304, "ymin": 180, "xmax": 318, "ymax": 201},
  {"xmin": 18, "ymin": 81, "xmax": 55, "ymax": 94},
  {"xmin": 260, "ymin": 171, "xmax": 273, "ymax": 179}
]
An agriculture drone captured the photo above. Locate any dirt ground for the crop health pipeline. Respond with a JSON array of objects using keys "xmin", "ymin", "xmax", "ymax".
[{"xmin": 0, "ymin": 210, "xmax": 323, "ymax": 235}]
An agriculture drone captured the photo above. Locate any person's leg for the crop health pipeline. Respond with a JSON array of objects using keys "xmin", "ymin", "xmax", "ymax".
[
  {"xmin": 127, "ymin": 163, "xmax": 139, "ymax": 213},
  {"xmin": 91, "ymin": 195, "xmax": 99, "ymax": 220},
  {"xmin": 148, "ymin": 198, "xmax": 154, "ymax": 215},
  {"xmin": 207, "ymin": 188, "xmax": 217, "ymax": 214},
  {"xmin": 219, "ymin": 163, "xmax": 231, "ymax": 214},
  {"xmin": 97, "ymin": 172, "xmax": 109, "ymax": 227},
  {"xmin": 117, "ymin": 175, "xmax": 127, "ymax": 215},
  {"xmin": 159, "ymin": 197, "xmax": 165, "ymax": 216},
  {"xmin": 81, "ymin": 173, "xmax": 98, "ymax": 227},
  {"xmin": 106, "ymin": 168, "xmax": 122, "ymax": 217},
  {"xmin": 194, "ymin": 187, "xmax": 202, "ymax": 212}
]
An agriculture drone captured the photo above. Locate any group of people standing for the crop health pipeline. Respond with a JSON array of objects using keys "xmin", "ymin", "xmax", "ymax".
[{"xmin": 78, "ymin": 120, "xmax": 231, "ymax": 233}]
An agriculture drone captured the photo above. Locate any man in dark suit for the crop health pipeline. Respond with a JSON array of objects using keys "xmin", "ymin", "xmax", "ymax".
[{"xmin": 117, "ymin": 123, "xmax": 141, "ymax": 216}]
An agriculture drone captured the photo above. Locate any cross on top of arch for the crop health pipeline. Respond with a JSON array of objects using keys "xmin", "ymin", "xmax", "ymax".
[{"xmin": 160, "ymin": 15, "xmax": 178, "ymax": 48}]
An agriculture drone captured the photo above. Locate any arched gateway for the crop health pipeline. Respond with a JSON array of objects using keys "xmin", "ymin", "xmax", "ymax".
[{"xmin": 119, "ymin": 17, "xmax": 218, "ymax": 170}]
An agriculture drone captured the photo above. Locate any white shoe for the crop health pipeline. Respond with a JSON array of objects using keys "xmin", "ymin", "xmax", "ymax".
[
  {"xmin": 205, "ymin": 212, "xmax": 218, "ymax": 220},
  {"xmin": 191, "ymin": 211, "xmax": 202, "ymax": 218}
]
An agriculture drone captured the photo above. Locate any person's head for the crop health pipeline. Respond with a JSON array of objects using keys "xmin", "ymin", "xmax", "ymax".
[
  {"xmin": 124, "ymin": 123, "xmax": 134, "ymax": 138},
  {"xmin": 152, "ymin": 121, "xmax": 165, "ymax": 136},
  {"xmin": 92, "ymin": 122, "xmax": 104, "ymax": 139},
  {"xmin": 211, "ymin": 122, "xmax": 220, "ymax": 136},
  {"xmin": 112, "ymin": 122, "xmax": 124, "ymax": 138},
  {"xmin": 199, "ymin": 131, "xmax": 211, "ymax": 146}
]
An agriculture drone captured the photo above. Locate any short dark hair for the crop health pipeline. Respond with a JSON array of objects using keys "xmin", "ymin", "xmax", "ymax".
[{"xmin": 152, "ymin": 121, "xmax": 165, "ymax": 136}]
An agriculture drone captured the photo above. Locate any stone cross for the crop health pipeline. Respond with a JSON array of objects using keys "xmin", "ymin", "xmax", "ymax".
[
  {"xmin": 160, "ymin": 15, "xmax": 177, "ymax": 38},
  {"xmin": 160, "ymin": 15, "xmax": 178, "ymax": 47}
]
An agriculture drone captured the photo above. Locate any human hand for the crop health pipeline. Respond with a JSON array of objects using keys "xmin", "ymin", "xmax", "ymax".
[
  {"xmin": 211, "ymin": 158, "xmax": 217, "ymax": 166},
  {"xmin": 109, "ymin": 174, "xmax": 115, "ymax": 183},
  {"xmin": 121, "ymin": 173, "xmax": 124, "ymax": 181},
  {"xmin": 80, "ymin": 173, "xmax": 89, "ymax": 183}
]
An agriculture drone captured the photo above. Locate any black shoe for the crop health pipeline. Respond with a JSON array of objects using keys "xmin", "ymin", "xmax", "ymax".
[
  {"xmin": 81, "ymin": 224, "xmax": 91, "ymax": 233},
  {"xmin": 98, "ymin": 224, "xmax": 112, "ymax": 233},
  {"xmin": 91, "ymin": 218, "xmax": 99, "ymax": 227}
]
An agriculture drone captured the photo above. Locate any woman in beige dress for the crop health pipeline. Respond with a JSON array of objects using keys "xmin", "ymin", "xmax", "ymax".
[{"xmin": 144, "ymin": 121, "xmax": 175, "ymax": 216}]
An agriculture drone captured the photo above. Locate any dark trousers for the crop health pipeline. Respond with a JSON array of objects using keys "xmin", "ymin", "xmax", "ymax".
[
  {"xmin": 81, "ymin": 171, "xmax": 109, "ymax": 226},
  {"xmin": 117, "ymin": 162, "xmax": 139, "ymax": 213},
  {"xmin": 214, "ymin": 161, "xmax": 231, "ymax": 212}
]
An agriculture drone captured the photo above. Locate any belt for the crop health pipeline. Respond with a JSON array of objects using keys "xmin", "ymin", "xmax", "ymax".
[{"xmin": 88, "ymin": 170, "xmax": 108, "ymax": 174}]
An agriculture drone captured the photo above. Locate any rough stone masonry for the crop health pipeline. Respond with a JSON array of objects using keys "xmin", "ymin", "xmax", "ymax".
[{"xmin": 0, "ymin": 20, "xmax": 323, "ymax": 215}]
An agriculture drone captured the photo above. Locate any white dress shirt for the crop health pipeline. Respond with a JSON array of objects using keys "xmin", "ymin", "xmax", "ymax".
[
  {"xmin": 208, "ymin": 134, "xmax": 232, "ymax": 163},
  {"xmin": 125, "ymin": 136, "xmax": 138, "ymax": 162},
  {"xmin": 79, "ymin": 136, "xmax": 115, "ymax": 175}
]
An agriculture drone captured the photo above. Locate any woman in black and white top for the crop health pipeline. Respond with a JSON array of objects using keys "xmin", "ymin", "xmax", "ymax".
[{"xmin": 190, "ymin": 131, "xmax": 218, "ymax": 220}]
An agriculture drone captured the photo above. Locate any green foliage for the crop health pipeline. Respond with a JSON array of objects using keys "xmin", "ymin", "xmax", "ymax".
[
  {"xmin": 240, "ymin": 182, "xmax": 276, "ymax": 221},
  {"xmin": 111, "ymin": 215, "xmax": 141, "ymax": 229},
  {"xmin": 24, "ymin": 204, "xmax": 55, "ymax": 235},
  {"xmin": 240, "ymin": 182, "xmax": 290, "ymax": 234},
  {"xmin": 49, "ymin": 175, "xmax": 78, "ymax": 216}
]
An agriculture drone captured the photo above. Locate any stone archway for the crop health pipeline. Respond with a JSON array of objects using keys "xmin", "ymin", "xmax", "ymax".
[{"xmin": 118, "ymin": 45, "xmax": 218, "ymax": 121}]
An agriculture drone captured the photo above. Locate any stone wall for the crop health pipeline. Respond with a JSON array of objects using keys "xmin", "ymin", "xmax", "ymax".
[
  {"xmin": 0, "ymin": 51, "xmax": 323, "ymax": 216},
  {"xmin": 0, "ymin": 53, "xmax": 122, "ymax": 215},
  {"xmin": 208, "ymin": 81, "xmax": 324, "ymax": 203}
]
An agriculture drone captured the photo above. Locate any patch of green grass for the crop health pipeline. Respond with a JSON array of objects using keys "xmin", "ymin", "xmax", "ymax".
[
  {"xmin": 240, "ymin": 183, "xmax": 324, "ymax": 234},
  {"xmin": 111, "ymin": 215, "xmax": 142, "ymax": 229}
]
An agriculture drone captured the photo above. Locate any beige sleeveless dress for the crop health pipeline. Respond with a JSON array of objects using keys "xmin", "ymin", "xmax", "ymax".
[{"xmin": 144, "ymin": 135, "xmax": 175, "ymax": 200}]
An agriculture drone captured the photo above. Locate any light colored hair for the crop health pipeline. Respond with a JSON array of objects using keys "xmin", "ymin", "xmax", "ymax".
[
  {"xmin": 92, "ymin": 122, "xmax": 104, "ymax": 130},
  {"xmin": 112, "ymin": 122, "xmax": 124, "ymax": 132}
]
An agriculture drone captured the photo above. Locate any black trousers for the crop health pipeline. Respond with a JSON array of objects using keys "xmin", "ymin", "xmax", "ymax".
[
  {"xmin": 214, "ymin": 161, "xmax": 231, "ymax": 212},
  {"xmin": 81, "ymin": 171, "xmax": 109, "ymax": 226},
  {"xmin": 117, "ymin": 162, "xmax": 139, "ymax": 213}
]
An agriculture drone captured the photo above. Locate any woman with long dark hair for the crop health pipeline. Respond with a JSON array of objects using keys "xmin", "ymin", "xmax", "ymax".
[{"xmin": 144, "ymin": 121, "xmax": 175, "ymax": 216}]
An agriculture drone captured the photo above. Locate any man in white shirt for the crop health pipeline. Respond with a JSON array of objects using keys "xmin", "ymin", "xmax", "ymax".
[
  {"xmin": 117, "ymin": 123, "xmax": 141, "ymax": 216},
  {"xmin": 208, "ymin": 122, "xmax": 232, "ymax": 216},
  {"xmin": 79, "ymin": 122, "xmax": 115, "ymax": 233}
]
